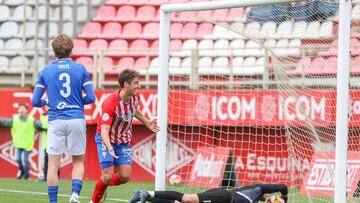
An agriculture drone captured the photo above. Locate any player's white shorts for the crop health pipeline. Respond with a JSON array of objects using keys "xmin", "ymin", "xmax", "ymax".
[{"xmin": 46, "ymin": 119, "xmax": 86, "ymax": 156}]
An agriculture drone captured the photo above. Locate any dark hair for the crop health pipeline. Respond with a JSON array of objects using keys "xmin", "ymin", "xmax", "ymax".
[
  {"xmin": 117, "ymin": 69, "xmax": 140, "ymax": 88},
  {"xmin": 18, "ymin": 103, "xmax": 29, "ymax": 109},
  {"xmin": 52, "ymin": 34, "xmax": 73, "ymax": 58}
]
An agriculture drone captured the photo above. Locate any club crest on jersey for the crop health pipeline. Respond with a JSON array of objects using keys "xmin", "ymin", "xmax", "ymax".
[{"xmin": 102, "ymin": 113, "xmax": 110, "ymax": 121}]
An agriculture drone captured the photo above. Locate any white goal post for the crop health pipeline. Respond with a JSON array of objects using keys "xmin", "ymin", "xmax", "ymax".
[{"xmin": 156, "ymin": 1, "xmax": 351, "ymax": 203}]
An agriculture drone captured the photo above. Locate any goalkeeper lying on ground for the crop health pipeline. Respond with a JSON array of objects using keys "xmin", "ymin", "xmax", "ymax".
[{"xmin": 129, "ymin": 183, "xmax": 288, "ymax": 203}]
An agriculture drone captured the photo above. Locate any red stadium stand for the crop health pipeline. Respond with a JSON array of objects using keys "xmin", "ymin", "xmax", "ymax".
[
  {"xmin": 79, "ymin": 22, "xmax": 101, "ymax": 39},
  {"xmin": 129, "ymin": 39, "xmax": 149, "ymax": 56},
  {"xmin": 89, "ymin": 39, "xmax": 108, "ymax": 52},
  {"xmin": 75, "ymin": 56, "xmax": 93, "ymax": 73},
  {"xmin": 115, "ymin": 5, "xmax": 136, "ymax": 22},
  {"xmin": 212, "ymin": 9, "xmax": 229, "ymax": 22},
  {"xmin": 121, "ymin": 22, "xmax": 142, "ymax": 39},
  {"xmin": 170, "ymin": 23, "xmax": 184, "ymax": 39},
  {"xmin": 93, "ymin": 6, "xmax": 116, "ymax": 22},
  {"xmin": 306, "ymin": 57, "xmax": 325, "ymax": 75},
  {"xmin": 101, "ymin": 22, "xmax": 122, "ymax": 39},
  {"xmin": 196, "ymin": 22, "xmax": 213, "ymax": 38},
  {"xmin": 142, "ymin": 22, "xmax": 159, "ymax": 39},
  {"xmin": 107, "ymin": 39, "xmax": 128, "ymax": 56},
  {"xmin": 136, "ymin": 6, "xmax": 156, "ymax": 22}
]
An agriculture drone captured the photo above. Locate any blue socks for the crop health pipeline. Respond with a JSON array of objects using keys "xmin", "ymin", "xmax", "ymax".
[
  {"xmin": 47, "ymin": 185, "xmax": 59, "ymax": 203},
  {"xmin": 71, "ymin": 179, "xmax": 83, "ymax": 195}
]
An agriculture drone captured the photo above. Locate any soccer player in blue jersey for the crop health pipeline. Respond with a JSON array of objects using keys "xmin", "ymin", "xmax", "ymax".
[{"xmin": 32, "ymin": 34, "xmax": 96, "ymax": 203}]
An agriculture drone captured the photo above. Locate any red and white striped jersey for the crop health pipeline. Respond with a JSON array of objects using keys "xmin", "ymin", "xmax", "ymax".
[{"xmin": 96, "ymin": 90, "xmax": 139, "ymax": 144}]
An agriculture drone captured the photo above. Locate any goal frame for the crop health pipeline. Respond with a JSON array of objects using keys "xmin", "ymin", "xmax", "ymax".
[{"xmin": 155, "ymin": 1, "xmax": 351, "ymax": 203}]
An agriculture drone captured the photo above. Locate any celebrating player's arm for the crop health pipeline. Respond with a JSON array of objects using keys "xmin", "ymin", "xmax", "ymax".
[{"xmin": 135, "ymin": 109, "xmax": 160, "ymax": 133}]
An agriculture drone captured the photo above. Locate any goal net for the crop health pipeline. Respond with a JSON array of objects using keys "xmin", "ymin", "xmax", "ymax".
[{"xmin": 156, "ymin": 0, "xmax": 360, "ymax": 202}]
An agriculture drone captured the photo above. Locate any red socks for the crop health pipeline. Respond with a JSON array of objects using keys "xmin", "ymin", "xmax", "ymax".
[
  {"xmin": 108, "ymin": 173, "xmax": 122, "ymax": 186},
  {"xmin": 91, "ymin": 179, "xmax": 108, "ymax": 203}
]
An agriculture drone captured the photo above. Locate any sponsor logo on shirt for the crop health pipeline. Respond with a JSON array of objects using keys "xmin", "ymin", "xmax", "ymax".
[
  {"xmin": 56, "ymin": 102, "xmax": 80, "ymax": 110},
  {"xmin": 102, "ymin": 113, "xmax": 109, "ymax": 121}
]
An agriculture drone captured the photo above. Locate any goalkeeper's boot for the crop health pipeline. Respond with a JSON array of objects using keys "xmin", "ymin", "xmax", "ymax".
[
  {"xmin": 69, "ymin": 193, "xmax": 80, "ymax": 203},
  {"xmin": 100, "ymin": 189, "xmax": 107, "ymax": 203},
  {"xmin": 139, "ymin": 190, "xmax": 150, "ymax": 203},
  {"xmin": 128, "ymin": 189, "xmax": 141, "ymax": 203}
]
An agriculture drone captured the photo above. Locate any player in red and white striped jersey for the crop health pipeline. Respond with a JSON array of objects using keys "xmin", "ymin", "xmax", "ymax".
[{"xmin": 90, "ymin": 69, "xmax": 159, "ymax": 203}]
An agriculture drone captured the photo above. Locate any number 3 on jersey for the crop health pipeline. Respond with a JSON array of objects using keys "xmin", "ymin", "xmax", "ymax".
[{"xmin": 59, "ymin": 72, "xmax": 71, "ymax": 97}]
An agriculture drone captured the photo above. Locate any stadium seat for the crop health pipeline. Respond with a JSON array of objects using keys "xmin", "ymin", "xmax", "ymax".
[
  {"xmin": 170, "ymin": 23, "xmax": 183, "ymax": 38},
  {"xmin": 136, "ymin": 6, "xmax": 156, "ymax": 21},
  {"xmin": 351, "ymin": 56, "xmax": 360, "ymax": 74},
  {"xmin": 232, "ymin": 56, "xmax": 244, "ymax": 69},
  {"xmin": 53, "ymin": 6, "xmax": 73, "ymax": 21},
  {"xmin": 243, "ymin": 56, "xmax": 256, "ymax": 67},
  {"xmin": 10, "ymin": 5, "xmax": 33, "ymax": 21},
  {"xmin": 72, "ymin": 39, "xmax": 88, "ymax": 56},
  {"xmin": 75, "ymin": 56, "xmax": 93, "ymax": 73},
  {"xmin": 245, "ymin": 21, "xmax": 261, "ymax": 39},
  {"xmin": 115, "ymin": 6, "xmax": 136, "ymax": 22},
  {"xmin": 305, "ymin": 21, "xmax": 321, "ymax": 39},
  {"xmin": 292, "ymin": 21, "xmax": 308, "ymax": 38},
  {"xmin": 173, "ymin": 39, "xmax": 197, "ymax": 57},
  {"xmin": 287, "ymin": 57, "xmax": 310, "ymax": 75},
  {"xmin": 212, "ymin": 9, "xmax": 228, "ymax": 22},
  {"xmin": 323, "ymin": 56, "xmax": 337, "ymax": 74},
  {"xmin": 0, "ymin": 56, "xmax": 8, "ymax": 72},
  {"xmin": 101, "ymin": 22, "xmax": 122, "ymax": 39},
  {"xmin": 34, "ymin": 5, "xmax": 49, "ymax": 21},
  {"xmin": 146, "ymin": 0, "xmax": 167, "ymax": 5},
  {"xmin": 93, "ymin": 6, "xmax": 116, "ymax": 22},
  {"xmin": 352, "ymin": 4, "xmax": 360, "ymax": 20},
  {"xmin": 77, "ymin": 6, "xmax": 88, "ymax": 22},
  {"xmin": 149, "ymin": 40, "xmax": 158, "ymax": 55},
  {"xmin": 18, "ymin": 22, "xmax": 36, "ymax": 38},
  {"xmin": 244, "ymin": 40, "xmax": 263, "ymax": 56},
  {"xmin": 213, "ymin": 39, "xmax": 231, "ymax": 56},
  {"xmin": 273, "ymin": 39, "xmax": 289, "ymax": 56},
  {"xmin": 25, "ymin": 39, "xmax": 44, "ymax": 56},
  {"xmin": 62, "ymin": 22, "xmax": 74, "ymax": 37},
  {"xmin": 148, "ymin": 57, "xmax": 158, "ymax": 75},
  {"xmin": 230, "ymin": 39, "xmax": 245, "ymax": 56},
  {"xmin": 89, "ymin": 39, "xmax": 108, "ymax": 52},
  {"xmin": 4, "ymin": 0, "xmax": 25, "ymax": 5},
  {"xmin": 319, "ymin": 21, "xmax": 333, "ymax": 38},
  {"xmin": 227, "ymin": 8, "xmax": 245, "ymax": 21},
  {"xmin": 213, "ymin": 57, "xmax": 230, "ymax": 74},
  {"xmin": 100, "ymin": 57, "xmax": 114, "ymax": 73},
  {"xmin": 169, "ymin": 39, "xmax": 182, "ymax": 52},
  {"xmin": 134, "ymin": 57, "xmax": 149, "ymax": 74},
  {"xmin": 0, "ymin": 22, "xmax": 19, "ymax": 38},
  {"xmin": 180, "ymin": 57, "xmax": 191, "ymax": 74},
  {"xmin": 198, "ymin": 39, "xmax": 214, "ymax": 56},
  {"xmin": 198, "ymin": 57, "xmax": 212, "ymax": 74},
  {"xmin": 105, "ymin": 0, "xmax": 128, "ymax": 5},
  {"xmin": 196, "ymin": 22, "xmax": 213, "ymax": 38},
  {"xmin": 0, "ymin": 39, "xmax": 3, "ymax": 49},
  {"xmin": 198, "ymin": 10, "xmax": 213, "ymax": 20},
  {"xmin": 2, "ymin": 38, "xmax": 22, "ymax": 56},
  {"xmin": 129, "ymin": 39, "xmax": 149, "ymax": 56},
  {"xmin": 275, "ymin": 21, "xmax": 293, "ymax": 39},
  {"xmin": 264, "ymin": 39, "xmax": 276, "ymax": 49},
  {"xmin": 121, "ymin": 22, "xmax": 142, "ymax": 39},
  {"xmin": 174, "ymin": 11, "xmax": 197, "ymax": 22},
  {"xmin": 259, "ymin": 21, "xmax": 276, "ymax": 39},
  {"xmin": 287, "ymin": 39, "xmax": 301, "ymax": 56},
  {"xmin": 106, "ymin": 39, "xmax": 128, "ymax": 56},
  {"xmin": 31, "ymin": 56, "xmax": 46, "ymax": 72},
  {"xmin": 169, "ymin": 57, "xmax": 182, "ymax": 75},
  {"xmin": 229, "ymin": 22, "xmax": 245, "ymax": 39},
  {"xmin": 206, "ymin": 24, "xmax": 229, "ymax": 39},
  {"xmin": 307, "ymin": 57, "xmax": 325, "ymax": 75},
  {"xmin": 181, "ymin": 23, "xmax": 198, "ymax": 38},
  {"xmin": 118, "ymin": 57, "xmax": 135, "ymax": 69},
  {"xmin": 79, "ymin": 22, "xmax": 102, "ymax": 39},
  {"xmin": 39, "ymin": 22, "xmax": 59, "ymax": 38},
  {"xmin": 142, "ymin": 22, "xmax": 159, "ymax": 39},
  {"xmin": 318, "ymin": 40, "xmax": 337, "ymax": 56},
  {"xmin": 0, "ymin": 5, "xmax": 10, "ymax": 21},
  {"xmin": 8, "ymin": 56, "xmax": 29, "ymax": 73}
]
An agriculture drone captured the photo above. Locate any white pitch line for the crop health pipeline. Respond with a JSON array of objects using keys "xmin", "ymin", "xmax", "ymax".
[{"xmin": 0, "ymin": 188, "xmax": 128, "ymax": 202}]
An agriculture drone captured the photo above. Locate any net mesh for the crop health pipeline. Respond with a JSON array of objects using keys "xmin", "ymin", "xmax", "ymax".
[{"xmin": 160, "ymin": 1, "xmax": 360, "ymax": 202}]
